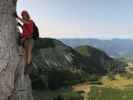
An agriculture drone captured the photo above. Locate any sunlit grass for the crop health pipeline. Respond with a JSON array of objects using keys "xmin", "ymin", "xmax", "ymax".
[
  {"xmin": 100, "ymin": 75, "xmax": 133, "ymax": 89},
  {"xmin": 33, "ymin": 74, "xmax": 133, "ymax": 100},
  {"xmin": 87, "ymin": 86, "xmax": 133, "ymax": 100}
]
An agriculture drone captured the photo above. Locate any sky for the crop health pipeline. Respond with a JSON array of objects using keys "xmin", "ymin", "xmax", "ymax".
[{"xmin": 17, "ymin": 0, "xmax": 133, "ymax": 39}]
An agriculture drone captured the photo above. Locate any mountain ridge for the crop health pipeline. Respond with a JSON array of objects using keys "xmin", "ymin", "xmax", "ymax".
[{"xmin": 60, "ymin": 38, "xmax": 133, "ymax": 58}]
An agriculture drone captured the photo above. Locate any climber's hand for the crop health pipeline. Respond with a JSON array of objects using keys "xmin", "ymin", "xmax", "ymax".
[{"xmin": 17, "ymin": 22, "xmax": 22, "ymax": 27}]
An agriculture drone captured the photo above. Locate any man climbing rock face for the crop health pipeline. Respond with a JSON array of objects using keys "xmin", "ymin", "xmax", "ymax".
[{"xmin": 15, "ymin": 10, "xmax": 34, "ymax": 74}]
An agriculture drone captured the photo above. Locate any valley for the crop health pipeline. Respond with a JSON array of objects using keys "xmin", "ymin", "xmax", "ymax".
[
  {"xmin": 33, "ymin": 74, "xmax": 133, "ymax": 100},
  {"xmin": 31, "ymin": 38, "xmax": 133, "ymax": 100}
]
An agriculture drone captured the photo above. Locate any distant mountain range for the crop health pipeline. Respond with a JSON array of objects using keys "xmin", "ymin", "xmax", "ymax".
[
  {"xmin": 31, "ymin": 38, "xmax": 125, "ymax": 90},
  {"xmin": 60, "ymin": 38, "xmax": 133, "ymax": 58}
]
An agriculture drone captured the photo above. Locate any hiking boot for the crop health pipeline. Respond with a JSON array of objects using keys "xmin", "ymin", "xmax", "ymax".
[{"xmin": 24, "ymin": 63, "xmax": 33, "ymax": 75}]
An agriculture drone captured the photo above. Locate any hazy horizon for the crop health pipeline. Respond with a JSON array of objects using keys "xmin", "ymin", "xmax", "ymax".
[{"xmin": 43, "ymin": 37, "xmax": 133, "ymax": 40}]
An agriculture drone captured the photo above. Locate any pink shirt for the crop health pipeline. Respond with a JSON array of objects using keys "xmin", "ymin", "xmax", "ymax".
[{"xmin": 22, "ymin": 20, "xmax": 33, "ymax": 38}]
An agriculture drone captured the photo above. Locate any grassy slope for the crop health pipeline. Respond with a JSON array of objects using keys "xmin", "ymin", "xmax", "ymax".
[
  {"xmin": 33, "ymin": 75, "xmax": 133, "ymax": 100},
  {"xmin": 86, "ymin": 75, "xmax": 133, "ymax": 100},
  {"xmin": 87, "ymin": 86, "xmax": 133, "ymax": 100}
]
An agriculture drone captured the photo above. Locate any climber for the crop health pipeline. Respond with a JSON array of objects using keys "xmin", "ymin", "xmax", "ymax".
[{"xmin": 15, "ymin": 10, "xmax": 34, "ymax": 74}]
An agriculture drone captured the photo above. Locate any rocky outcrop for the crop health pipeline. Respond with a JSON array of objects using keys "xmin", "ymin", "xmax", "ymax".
[
  {"xmin": 33, "ymin": 38, "xmax": 90, "ymax": 71},
  {"xmin": 8, "ymin": 55, "xmax": 33, "ymax": 100},
  {"xmin": 0, "ymin": 0, "xmax": 33, "ymax": 100}
]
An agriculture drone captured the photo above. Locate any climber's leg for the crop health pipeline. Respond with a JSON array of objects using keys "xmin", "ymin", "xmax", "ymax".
[
  {"xmin": 23, "ymin": 39, "xmax": 29, "ymax": 65},
  {"xmin": 24, "ymin": 38, "xmax": 33, "ymax": 75},
  {"xmin": 27, "ymin": 38, "xmax": 33, "ymax": 64}
]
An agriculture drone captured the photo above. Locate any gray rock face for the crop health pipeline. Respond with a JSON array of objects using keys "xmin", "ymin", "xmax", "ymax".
[
  {"xmin": 33, "ymin": 38, "xmax": 90, "ymax": 71},
  {"xmin": 0, "ymin": 0, "xmax": 33, "ymax": 100},
  {"xmin": 8, "ymin": 56, "xmax": 33, "ymax": 100}
]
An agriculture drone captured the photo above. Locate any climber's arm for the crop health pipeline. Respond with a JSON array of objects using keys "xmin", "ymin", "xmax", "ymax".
[
  {"xmin": 13, "ymin": 12, "xmax": 27, "ymax": 24},
  {"xmin": 17, "ymin": 16, "xmax": 27, "ymax": 24}
]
